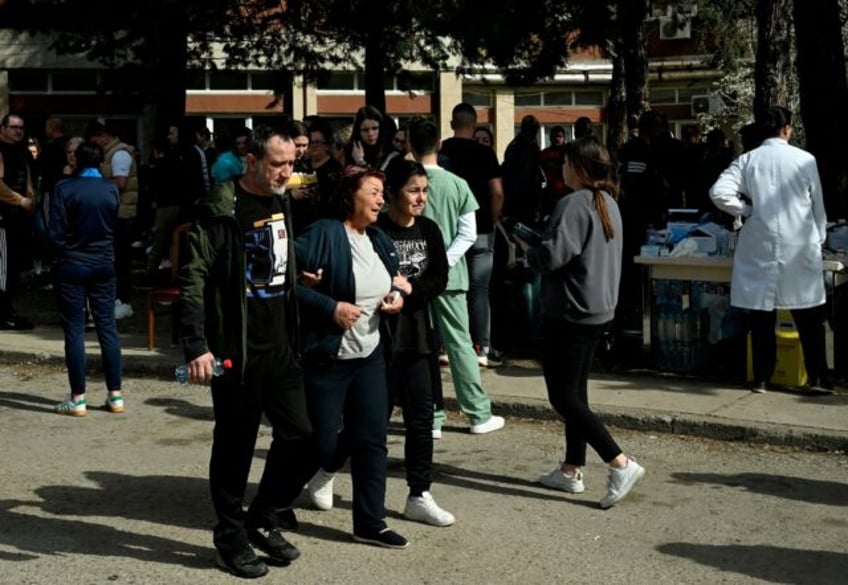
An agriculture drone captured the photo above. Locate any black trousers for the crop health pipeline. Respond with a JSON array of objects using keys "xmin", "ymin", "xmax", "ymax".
[
  {"xmin": 749, "ymin": 306, "xmax": 827, "ymax": 386},
  {"xmin": 304, "ymin": 347, "xmax": 389, "ymax": 535},
  {"xmin": 113, "ymin": 217, "xmax": 133, "ymax": 304},
  {"xmin": 389, "ymin": 352, "xmax": 434, "ymax": 496},
  {"xmin": 209, "ymin": 344, "xmax": 314, "ymax": 554},
  {"xmin": 541, "ymin": 319, "xmax": 622, "ymax": 466},
  {"xmin": 0, "ymin": 215, "xmax": 33, "ymax": 318}
]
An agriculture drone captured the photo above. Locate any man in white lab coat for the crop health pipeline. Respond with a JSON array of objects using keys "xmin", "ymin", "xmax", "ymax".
[{"xmin": 710, "ymin": 106, "xmax": 829, "ymax": 394}]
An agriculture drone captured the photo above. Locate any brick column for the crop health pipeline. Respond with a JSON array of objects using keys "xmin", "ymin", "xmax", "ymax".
[
  {"xmin": 493, "ymin": 87, "xmax": 514, "ymax": 161},
  {"xmin": 437, "ymin": 72, "xmax": 463, "ymax": 140}
]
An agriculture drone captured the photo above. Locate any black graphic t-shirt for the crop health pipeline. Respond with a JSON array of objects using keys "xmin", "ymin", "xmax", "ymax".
[
  {"xmin": 392, "ymin": 229, "xmax": 429, "ymax": 281},
  {"xmin": 377, "ymin": 214, "xmax": 433, "ymax": 353},
  {"xmin": 234, "ymin": 183, "xmax": 289, "ymax": 352}
]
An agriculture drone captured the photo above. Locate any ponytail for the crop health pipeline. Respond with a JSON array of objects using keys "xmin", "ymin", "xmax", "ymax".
[{"xmin": 592, "ymin": 188, "xmax": 615, "ymax": 241}]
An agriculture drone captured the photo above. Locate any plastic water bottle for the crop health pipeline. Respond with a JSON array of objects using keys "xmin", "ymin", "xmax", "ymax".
[{"xmin": 174, "ymin": 357, "xmax": 233, "ymax": 384}]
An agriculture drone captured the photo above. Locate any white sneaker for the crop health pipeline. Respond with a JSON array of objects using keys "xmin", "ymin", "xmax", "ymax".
[
  {"xmin": 469, "ymin": 415, "xmax": 505, "ymax": 435},
  {"xmin": 114, "ymin": 301, "xmax": 134, "ymax": 320},
  {"xmin": 600, "ymin": 459, "xmax": 646, "ymax": 509},
  {"xmin": 307, "ymin": 469, "xmax": 335, "ymax": 511},
  {"xmin": 404, "ymin": 491, "xmax": 455, "ymax": 527},
  {"xmin": 432, "ymin": 429, "xmax": 442, "ymax": 440},
  {"xmin": 539, "ymin": 467, "xmax": 585, "ymax": 494}
]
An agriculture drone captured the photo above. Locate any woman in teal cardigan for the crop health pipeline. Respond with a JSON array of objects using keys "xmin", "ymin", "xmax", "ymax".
[{"xmin": 295, "ymin": 168, "xmax": 409, "ymax": 549}]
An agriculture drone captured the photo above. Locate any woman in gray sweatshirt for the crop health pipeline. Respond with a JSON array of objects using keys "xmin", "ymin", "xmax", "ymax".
[{"xmin": 517, "ymin": 136, "xmax": 646, "ymax": 509}]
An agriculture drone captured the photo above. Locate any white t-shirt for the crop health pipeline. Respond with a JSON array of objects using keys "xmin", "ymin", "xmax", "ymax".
[
  {"xmin": 110, "ymin": 149, "xmax": 133, "ymax": 178},
  {"xmin": 337, "ymin": 228, "xmax": 391, "ymax": 360}
]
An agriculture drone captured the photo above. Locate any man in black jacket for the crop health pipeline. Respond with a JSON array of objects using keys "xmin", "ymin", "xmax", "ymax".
[
  {"xmin": 0, "ymin": 113, "xmax": 35, "ymax": 329},
  {"xmin": 180, "ymin": 125, "xmax": 313, "ymax": 579}
]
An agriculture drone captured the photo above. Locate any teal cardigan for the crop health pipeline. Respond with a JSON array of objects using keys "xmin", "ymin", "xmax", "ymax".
[{"xmin": 294, "ymin": 218, "xmax": 399, "ymax": 363}]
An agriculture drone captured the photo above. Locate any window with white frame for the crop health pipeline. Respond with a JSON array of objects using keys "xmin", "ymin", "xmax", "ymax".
[
  {"xmin": 316, "ymin": 70, "xmax": 434, "ymax": 93},
  {"xmin": 462, "ymin": 90, "xmax": 493, "ymax": 107},
  {"xmin": 514, "ymin": 89, "xmax": 605, "ymax": 107}
]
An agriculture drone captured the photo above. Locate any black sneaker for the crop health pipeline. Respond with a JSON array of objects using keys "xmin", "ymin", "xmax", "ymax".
[
  {"xmin": 750, "ymin": 381, "xmax": 767, "ymax": 394},
  {"xmin": 247, "ymin": 527, "xmax": 300, "ymax": 565},
  {"xmin": 215, "ymin": 546, "xmax": 269, "ymax": 579},
  {"xmin": 0, "ymin": 315, "xmax": 34, "ymax": 330},
  {"xmin": 352, "ymin": 528, "xmax": 409, "ymax": 549},
  {"xmin": 803, "ymin": 383, "xmax": 836, "ymax": 396},
  {"xmin": 486, "ymin": 348, "xmax": 505, "ymax": 368}
]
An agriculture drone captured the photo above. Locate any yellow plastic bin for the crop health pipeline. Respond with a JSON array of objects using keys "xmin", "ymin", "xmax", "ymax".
[{"xmin": 746, "ymin": 310, "xmax": 808, "ymax": 386}]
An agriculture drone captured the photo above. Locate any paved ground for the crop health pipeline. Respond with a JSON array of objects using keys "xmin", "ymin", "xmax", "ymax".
[
  {"xmin": 1, "ymin": 325, "xmax": 846, "ymax": 453},
  {"xmin": 0, "ymin": 365, "xmax": 846, "ymax": 585}
]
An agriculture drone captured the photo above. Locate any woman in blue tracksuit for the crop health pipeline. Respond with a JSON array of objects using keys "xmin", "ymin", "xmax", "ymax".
[
  {"xmin": 49, "ymin": 142, "xmax": 122, "ymax": 416},
  {"xmin": 295, "ymin": 167, "xmax": 409, "ymax": 549}
]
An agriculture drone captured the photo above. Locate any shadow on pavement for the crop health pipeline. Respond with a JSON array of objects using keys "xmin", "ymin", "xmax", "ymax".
[
  {"xmin": 0, "ymin": 498, "xmax": 211, "ymax": 570},
  {"xmin": 657, "ymin": 543, "xmax": 847, "ymax": 585},
  {"xmin": 384, "ymin": 456, "xmax": 597, "ymax": 509},
  {"xmin": 145, "ymin": 396, "xmax": 214, "ymax": 421},
  {"xmin": 35, "ymin": 471, "xmax": 211, "ymax": 530},
  {"xmin": 670, "ymin": 472, "xmax": 848, "ymax": 507},
  {"xmin": 0, "ymin": 391, "xmax": 58, "ymax": 414}
]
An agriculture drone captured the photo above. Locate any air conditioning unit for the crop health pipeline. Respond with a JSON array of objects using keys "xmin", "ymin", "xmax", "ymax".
[
  {"xmin": 649, "ymin": 3, "xmax": 672, "ymax": 19},
  {"xmin": 659, "ymin": 15, "xmax": 692, "ymax": 40},
  {"xmin": 691, "ymin": 95, "xmax": 722, "ymax": 116}
]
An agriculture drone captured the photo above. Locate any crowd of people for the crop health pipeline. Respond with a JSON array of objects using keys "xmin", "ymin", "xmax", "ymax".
[
  {"xmin": 5, "ymin": 100, "xmax": 828, "ymax": 578},
  {"xmin": 172, "ymin": 111, "xmax": 649, "ymax": 578}
]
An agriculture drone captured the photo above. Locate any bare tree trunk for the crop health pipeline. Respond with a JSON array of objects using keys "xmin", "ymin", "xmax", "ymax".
[
  {"xmin": 152, "ymin": 0, "xmax": 189, "ymax": 138},
  {"xmin": 606, "ymin": 40, "xmax": 627, "ymax": 158},
  {"xmin": 793, "ymin": 0, "xmax": 848, "ymax": 218},
  {"xmin": 618, "ymin": 0, "xmax": 649, "ymax": 126},
  {"xmin": 364, "ymin": 29, "xmax": 387, "ymax": 114},
  {"xmin": 752, "ymin": 0, "xmax": 791, "ymax": 123}
]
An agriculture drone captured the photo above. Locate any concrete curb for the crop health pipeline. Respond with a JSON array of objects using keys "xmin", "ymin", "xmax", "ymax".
[
  {"xmin": 442, "ymin": 397, "xmax": 848, "ymax": 454},
  {"xmin": 3, "ymin": 348, "xmax": 846, "ymax": 453}
]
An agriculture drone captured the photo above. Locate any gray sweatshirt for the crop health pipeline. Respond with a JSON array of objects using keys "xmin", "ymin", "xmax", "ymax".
[{"xmin": 525, "ymin": 189, "xmax": 622, "ymax": 325}]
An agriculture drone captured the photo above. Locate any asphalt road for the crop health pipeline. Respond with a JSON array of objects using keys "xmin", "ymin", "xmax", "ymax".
[{"xmin": 0, "ymin": 365, "xmax": 846, "ymax": 585}]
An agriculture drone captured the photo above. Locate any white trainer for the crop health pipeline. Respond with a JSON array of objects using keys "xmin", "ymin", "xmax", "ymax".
[
  {"xmin": 114, "ymin": 301, "xmax": 134, "ymax": 320},
  {"xmin": 600, "ymin": 459, "xmax": 646, "ymax": 509},
  {"xmin": 404, "ymin": 491, "xmax": 456, "ymax": 527},
  {"xmin": 307, "ymin": 469, "xmax": 335, "ymax": 511},
  {"xmin": 469, "ymin": 415, "xmax": 505, "ymax": 435},
  {"xmin": 538, "ymin": 467, "xmax": 585, "ymax": 494},
  {"xmin": 432, "ymin": 429, "xmax": 443, "ymax": 440}
]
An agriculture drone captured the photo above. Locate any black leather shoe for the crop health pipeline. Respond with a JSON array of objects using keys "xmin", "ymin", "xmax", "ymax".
[
  {"xmin": 215, "ymin": 546, "xmax": 269, "ymax": 579},
  {"xmin": 248, "ymin": 527, "xmax": 300, "ymax": 565}
]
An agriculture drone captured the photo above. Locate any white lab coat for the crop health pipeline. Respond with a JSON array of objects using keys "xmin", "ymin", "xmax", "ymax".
[{"xmin": 709, "ymin": 138, "xmax": 827, "ymax": 310}]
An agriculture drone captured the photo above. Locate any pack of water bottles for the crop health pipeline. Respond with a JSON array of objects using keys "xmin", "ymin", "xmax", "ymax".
[{"xmin": 654, "ymin": 280, "xmax": 710, "ymax": 372}]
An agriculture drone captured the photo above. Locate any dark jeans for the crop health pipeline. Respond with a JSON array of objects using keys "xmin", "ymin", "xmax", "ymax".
[
  {"xmin": 466, "ymin": 232, "xmax": 495, "ymax": 350},
  {"xmin": 541, "ymin": 319, "xmax": 622, "ymax": 466},
  {"xmin": 114, "ymin": 217, "xmax": 133, "ymax": 304},
  {"xmin": 304, "ymin": 347, "xmax": 389, "ymax": 535},
  {"xmin": 53, "ymin": 262, "xmax": 122, "ymax": 394},
  {"xmin": 209, "ymin": 345, "xmax": 314, "ymax": 554},
  {"xmin": 389, "ymin": 352, "xmax": 434, "ymax": 496},
  {"xmin": 749, "ymin": 306, "xmax": 828, "ymax": 386}
]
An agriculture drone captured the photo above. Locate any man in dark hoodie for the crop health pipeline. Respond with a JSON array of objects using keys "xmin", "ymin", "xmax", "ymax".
[{"xmin": 179, "ymin": 125, "xmax": 313, "ymax": 579}]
